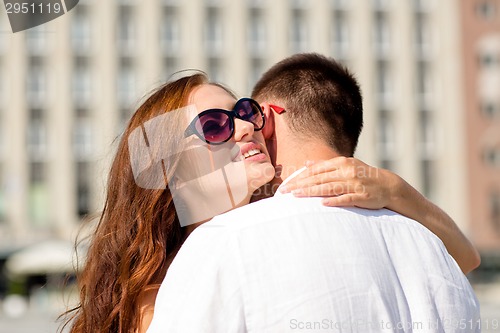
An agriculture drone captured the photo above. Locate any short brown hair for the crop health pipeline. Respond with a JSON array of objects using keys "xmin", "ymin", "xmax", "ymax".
[{"xmin": 252, "ymin": 53, "xmax": 363, "ymax": 156}]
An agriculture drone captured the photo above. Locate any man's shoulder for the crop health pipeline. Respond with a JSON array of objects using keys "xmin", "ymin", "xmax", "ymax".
[
  {"xmin": 199, "ymin": 194, "xmax": 436, "ymax": 239},
  {"xmin": 202, "ymin": 194, "xmax": 328, "ymax": 229}
]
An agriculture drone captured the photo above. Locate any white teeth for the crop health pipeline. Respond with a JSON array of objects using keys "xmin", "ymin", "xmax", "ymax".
[
  {"xmin": 251, "ymin": 148, "xmax": 261, "ymax": 156},
  {"xmin": 243, "ymin": 148, "xmax": 261, "ymax": 159}
]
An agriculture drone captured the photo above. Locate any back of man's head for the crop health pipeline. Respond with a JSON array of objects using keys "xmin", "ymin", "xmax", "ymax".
[{"xmin": 252, "ymin": 53, "xmax": 363, "ymax": 156}]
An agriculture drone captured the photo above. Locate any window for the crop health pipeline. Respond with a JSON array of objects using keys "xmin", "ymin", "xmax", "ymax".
[
  {"xmin": 29, "ymin": 162, "xmax": 45, "ymax": 184},
  {"xmin": 376, "ymin": 62, "xmax": 393, "ymax": 108},
  {"xmin": 476, "ymin": 1, "xmax": 496, "ymax": 20},
  {"xmin": 247, "ymin": 0, "xmax": 265, "ymax": 8},
  {"xmin": 77, "ymin": 184, "xmax": 91, "ymax": 217},
  {"xmin": 332, "ymin": 11, "xmax": 350, "ymax": 59},
  {"xmin": 205, "ymin": 8, "xmax": 224, "ymax": 56},
  {"xmin": 248, "ymin": 9, "xmax": 267, "ymax": 56},
  {"xmin": 414, "ymin": 13, "xmax": 432, "ymax": 58},
  {"xmin": 491, "ymin": 191, "xmax": 500, "ymax": 232},
  {"xmin": 0, "ymin": 166, "xmax": 5, "ymax": 222},
  {"xmin": 73, "ymin": 120, "xmax": 94, "ymax": 160},
  {"xmin": 205, "ymin": 0, "xmax": 223, "ymax": 6},
  {"xmin": 0, "ymin": 121, "xmax": 4, "ymax": 160},
  {"xmin": 380, "ymin": 159, "xmax": 393, "ymax": 171},
  {"xmin": 162, "ymin": 0, "xmax": 179, "ymax": 5},
  {"xmin": 373, "ymin": 12, "xmax": 390, "ymax": 57},
  {"xmin": 331, "ymin": 0, "xmax": 350, "ymax": 10},
  {"xmin": 30, "ymin": 107, "xmax": 44, "ymax": 120},
  {"xmin": 290, "ymin": 9, "xmax": 308, "ymax": 53},
  {"xmin": 163, "ymin": 57, "xmax": 179, "ymax": 81},
  {"xmin": 484, "ymin": 147, "xmax": 500, "ymax": 167},
  {"xmin": 376, "ymin": 110, "xmax": 396, "ymax": 159},
  {"xmin": 419, "ymin": 111, "xmax": 436, "ymax": 158},
  {"xmin": 372, "ymin": 0, "xmax": 391, "ymax": 10},
  {"xmin": 117, "ymin": 7, "xmax": 136, "ymax": 55},
  {"xmin": 27, "ymin": 121, "xmax": 48, "ymax": 161},
  {"xmin": 118, "ymin": 107, "xmax": 133, "ymax": 133},
  {"xmin": 160, "ymin": 9, "xmax": 180, "ymax": 55},
  {"xmin": 208, "ymin": 58, "xmax": 225, "ymax": 83},
  {"xmin": 71, "ymin": 7, "xmax": 91, "ymax": 54},
  {"xmin": 26, "ymin": 26, "xmax": 48, "ymax": 55},
  {"xmin": 26, "ymin": 64, "xmax": 47, "ymax": 106},
  {"xmin": 29, "ymin": 162, "xmax": 48, "ymax": 226},
  {"xmin": 478, "ymin": 52, "xmax": 498, "ymax": 69},
  {"xmin": 416, "ymin": 63, "xmax": 433, "ymax": 107},
  {"xmin": 291, "ymin": 0, "xmax": 308, "ymax": 8},
  {"xmin": 72, "ymin": 64, "xmax": 92, "ymax": 107},
  {"xmin": 481, "ymin": 101, "xmax": 500, "ymax": 118},
  {"xmin": 76, "ymin": 162, "xmax": 91, "ymax": 217},
  {"xmin": 421, "ymin": 159, "xmax": 435, "ymax": 199},
  {"xmin": 248, "ymin": 58, "xmax": 265, "ymax": 93},
  {"xmin": 413, "ymin": 0, "xmax": 431, "ymax": 11},
  {"xmin": 117, "ymin": 64, "xmax": 137, "ymax": 107},
  {"xmin": 75, "ymin": 107, "xmax": 90, "ymax": 118}
]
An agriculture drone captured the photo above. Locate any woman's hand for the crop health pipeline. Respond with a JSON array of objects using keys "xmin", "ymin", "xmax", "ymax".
[
  {"xmin": 280, "ymin": 157, "xmax": 398, "ymax": 209},
  {"xmin": 280, "ymin": 157, "xmax": 481, "ymax": 274}
]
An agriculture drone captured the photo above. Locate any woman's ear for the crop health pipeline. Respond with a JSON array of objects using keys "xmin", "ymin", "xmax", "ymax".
[{"xmin": 260, "ymin": 102, "xmax": 275, "ymax": 140}]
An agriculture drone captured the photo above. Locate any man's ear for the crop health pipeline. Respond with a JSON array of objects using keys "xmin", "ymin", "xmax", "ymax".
[{"xmin": 260, "ymin": 102, "xmax": 275, "ymax": 140}]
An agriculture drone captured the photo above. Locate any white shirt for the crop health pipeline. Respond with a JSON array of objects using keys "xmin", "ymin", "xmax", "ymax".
[{"xmin": 148, "ymin": 169, "xmax": 480, "ymax": 333}]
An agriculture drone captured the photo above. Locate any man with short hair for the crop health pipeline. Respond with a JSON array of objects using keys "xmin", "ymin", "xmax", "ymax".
[{"xmin": 147, "ymin": 53, "xmax": 480, "ymax": 332}]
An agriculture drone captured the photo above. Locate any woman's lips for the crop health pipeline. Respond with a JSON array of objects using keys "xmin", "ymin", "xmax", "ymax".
[
  {"xmin": 243, "ymin": 148, "xmax": 262, "ymax": 159},
  {"xmin": 243, "ymin": 151, "xmax": 267, "ymax": 162},
  {"xmin": 232, "ymin": 142, "xmax": 266, "ymax": 162}
]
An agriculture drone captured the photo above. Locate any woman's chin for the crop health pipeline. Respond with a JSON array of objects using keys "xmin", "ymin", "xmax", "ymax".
[{"xmin": 246, "ymin": 161, "xmax": 275, "ymax": 192}]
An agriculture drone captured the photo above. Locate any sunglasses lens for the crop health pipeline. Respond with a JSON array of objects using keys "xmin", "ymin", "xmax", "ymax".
[
  {"xmin": 195, "ymin": 112, "xmax": 232, "ymax": 143},
  {"xmin": 235, "ymin": 100, "xmax": 263, "ymax": 129}
]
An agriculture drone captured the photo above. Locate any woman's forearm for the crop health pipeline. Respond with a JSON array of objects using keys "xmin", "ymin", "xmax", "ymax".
[{"xmin": 386, "ymin": 173, "xmax": 481, "ymax": 274}]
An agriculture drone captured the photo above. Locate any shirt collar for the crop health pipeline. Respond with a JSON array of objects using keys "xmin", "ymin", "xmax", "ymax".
[{"xmin": 274, "ymin": 166, "xmax": 307, "ymax": 197}]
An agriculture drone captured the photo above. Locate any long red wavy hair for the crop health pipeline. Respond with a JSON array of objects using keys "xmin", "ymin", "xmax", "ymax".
[{"xmin": 60, "ymin": 73, "xmax": 210, "ymax": 332}]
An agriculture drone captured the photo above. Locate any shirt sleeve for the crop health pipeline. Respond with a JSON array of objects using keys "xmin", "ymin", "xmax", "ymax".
[{"xmin": 146, "ymin": 225, "xmax": 246, "ymax": 333}]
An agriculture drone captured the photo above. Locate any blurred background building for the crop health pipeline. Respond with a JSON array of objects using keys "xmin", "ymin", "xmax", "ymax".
[
  {"xmin": 0, "ymin": 0, "xmax": 499, "ymax": 331},
  {"xmin": 462, "ymin": 0, "xmax": 500, "ymax": 262}
]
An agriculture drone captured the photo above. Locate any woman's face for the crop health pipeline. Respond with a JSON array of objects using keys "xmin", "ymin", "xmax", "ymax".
[{"xmin": 171, "ymin": 84, "xmax": 275, "ymax": 227}]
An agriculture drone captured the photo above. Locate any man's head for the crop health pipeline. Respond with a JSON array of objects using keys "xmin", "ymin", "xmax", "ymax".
[{"xmin": 252, "ymin": 53, "xmax": 363, "ymax": 157}]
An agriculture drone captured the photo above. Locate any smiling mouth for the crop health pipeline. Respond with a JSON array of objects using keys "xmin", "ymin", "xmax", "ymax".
[
  {"xmin": 243, "ymin": 148, "xmax": 262, "ymax": 159},
  {"xmin": 233, "ymin": 142, "xmax": 267, "ymax": 162}
]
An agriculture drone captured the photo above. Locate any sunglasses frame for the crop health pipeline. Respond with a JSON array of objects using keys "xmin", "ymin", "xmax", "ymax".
[{"xmin": 184, "ymin": 98, "xmax": 265, "ymax": 145}]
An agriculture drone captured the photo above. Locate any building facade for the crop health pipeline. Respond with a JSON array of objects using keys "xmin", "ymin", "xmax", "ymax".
[
  {"xmin": 461, "ymin": 0, "xmax": 500, "ymax": 254},
  {"xmin": 0, "ymin": 0, "xmax": 471, "ymax": 255}
]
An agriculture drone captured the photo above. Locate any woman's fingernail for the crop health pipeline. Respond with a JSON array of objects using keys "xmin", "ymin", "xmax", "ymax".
[
  {"xmin": 292, "ymin": 189, "xmax": 304, "ymax": 196},
  {"xmin": 279, "ymin": 186, "xmax": 288, "ymax": 193},
  {"xmin": 304, "ymin": 160, "xmax": 315, "ymax": 167}
]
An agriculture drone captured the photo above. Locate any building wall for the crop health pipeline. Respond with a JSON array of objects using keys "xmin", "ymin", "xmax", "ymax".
[
  {"xmin": 461, "ymin": 0, "xmax": 500, "ymax": 252},
  {"xmin": 0, "ymin": 0, "xmax": 471, "ymax": 251}
]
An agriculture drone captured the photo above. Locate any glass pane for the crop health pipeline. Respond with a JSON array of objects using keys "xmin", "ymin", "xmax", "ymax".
[{"xmin": 290, "ymin": 10, "xmax": 308, "ymax": 53}]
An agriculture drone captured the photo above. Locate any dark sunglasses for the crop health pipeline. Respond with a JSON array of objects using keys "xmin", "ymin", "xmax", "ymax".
[{"xmin": 184, "ymin": 98, "xmax": 265, "ymax": 145}]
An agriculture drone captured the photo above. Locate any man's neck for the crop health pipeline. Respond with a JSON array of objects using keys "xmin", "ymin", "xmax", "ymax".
[{"xmin": 269, "ymin": 141, "xmax": 340, "ymax": 191}]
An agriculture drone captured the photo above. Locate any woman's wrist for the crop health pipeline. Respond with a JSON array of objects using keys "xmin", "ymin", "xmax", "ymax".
[{"xmin": 384, "ymin": 170, "xmax": 424, "ymax": 222}]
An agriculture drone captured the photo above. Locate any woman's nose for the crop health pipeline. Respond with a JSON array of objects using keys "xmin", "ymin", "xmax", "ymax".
[{"xmin": 232, "ymin": 118, "xmax": 255, "ymax": 142}]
